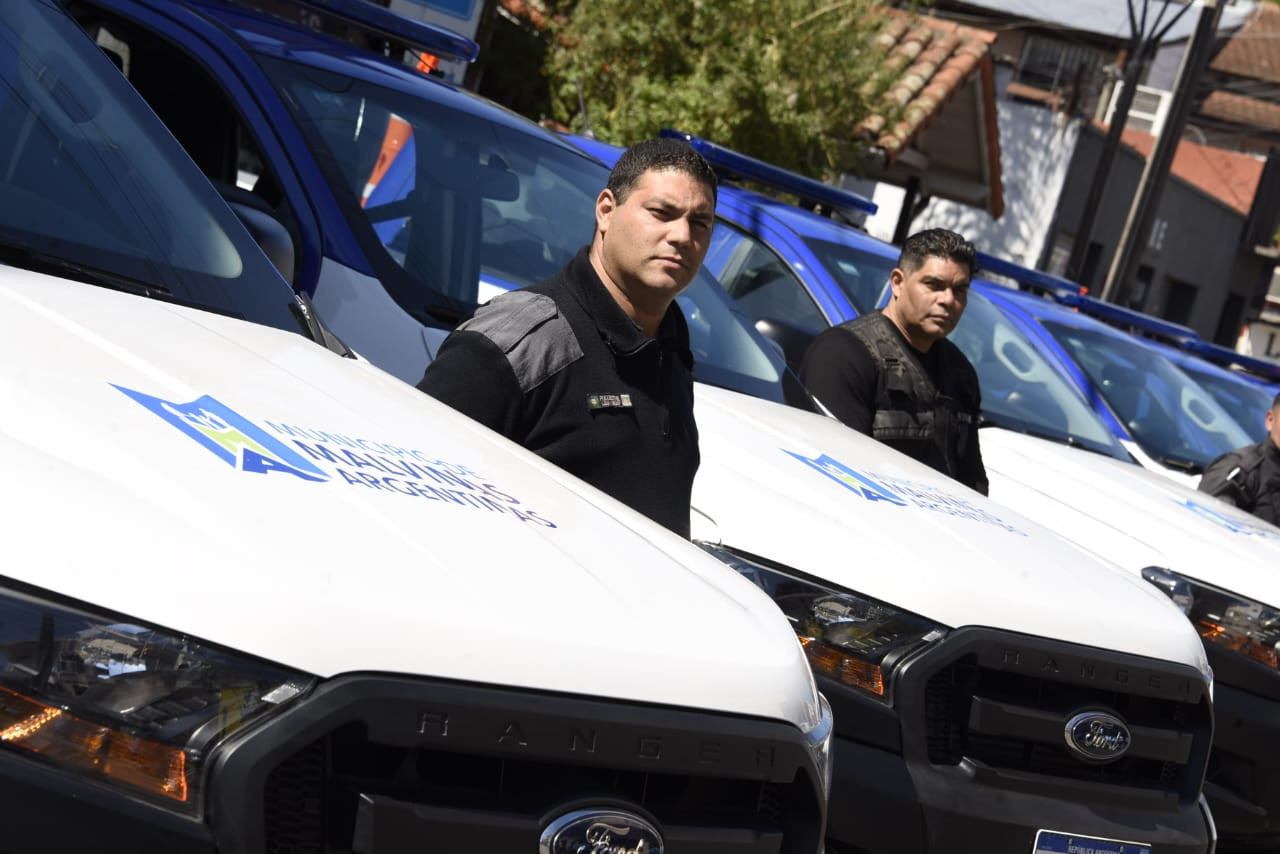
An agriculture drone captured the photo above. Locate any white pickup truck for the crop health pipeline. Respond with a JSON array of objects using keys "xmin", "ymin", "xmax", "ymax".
[
  {"xmin": 79, "ymin": 2, "xmax": 1223, "ymax": 850},
  {"xmin": 0, "ymin": 4, "xmax": 833, "ymax": 853}
]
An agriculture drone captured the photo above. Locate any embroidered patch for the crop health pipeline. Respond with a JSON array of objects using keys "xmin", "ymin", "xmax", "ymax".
[{"xmin": 588, "ymin": 393, "xmax": 633, "ymax": 410}]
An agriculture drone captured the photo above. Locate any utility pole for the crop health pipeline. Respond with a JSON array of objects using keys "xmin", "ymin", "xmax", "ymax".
[
  {"xmin": 1065, "ymin": 0, "xmax": 1193, "ymax": 286},
  {"xmin": 1101, "ymin": 0, "xmax": 1223, "ymax": 304}
]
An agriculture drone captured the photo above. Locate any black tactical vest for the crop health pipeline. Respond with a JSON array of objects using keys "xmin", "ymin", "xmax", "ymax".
[{"xmin": 839, "ymin": 312, "xmax": 978, "ymax": 481}]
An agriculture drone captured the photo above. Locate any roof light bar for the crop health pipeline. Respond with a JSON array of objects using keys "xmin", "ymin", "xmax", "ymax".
[
  {"xmin": 659, "ymin": 129, "xmax": 878, "ymax": 215},
  {"xmin": 1180, "ymin": 338, "xmax": 1280, "ymax": 381},
  {"xmin": 973, "ymin": 251, "xmax": 1280, "ymax": 380},
  {"xmin": 239, "ymin": 0, "xmax": 480, "ymax": 63},
  {"xmin": 975, "ymin": 252, "xmax": 1082, "ymax": 299},
  {"xmin": 1060, "ymin": 294, "xmax": 1201, "ymax": 344}
]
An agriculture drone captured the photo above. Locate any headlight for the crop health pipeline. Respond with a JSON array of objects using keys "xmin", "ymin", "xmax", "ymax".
[
  {"xmin": 1142, "ymin": 567, "xmax": 1280, "ymax": 669},
  {"xmin": 697, "ymin": 543, "xmax": 946, "ymax": 701},
  {"xmin": 0, "ymin": 582, "xmax": 314, "ymax": 815}
]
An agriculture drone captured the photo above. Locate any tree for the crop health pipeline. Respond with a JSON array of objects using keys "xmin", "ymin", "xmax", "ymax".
[{"xmin": 544, "ymin": 0, "xmax": 902, "ymax": 179}]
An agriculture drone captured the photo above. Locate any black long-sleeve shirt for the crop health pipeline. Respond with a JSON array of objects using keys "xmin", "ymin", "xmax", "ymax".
[
  {"xmin": 800, "ymin": 317, "xmax": 988, "ymax": 494},
  {"xmin": 418, "ymin": 248, "xmax": 699, "ymax": 537}
]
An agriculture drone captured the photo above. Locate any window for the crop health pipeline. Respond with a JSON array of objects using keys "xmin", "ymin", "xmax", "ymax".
[
  {"xmin": 1012, "ymin": 34, "xmax": 1108, "ymax": 116},
  {"xmin": 705, "ymin": 222, "xmax": 824, "ymax": 332},
  {"xmin": 75, "ymin": 11, "xmax": 301, "ymax": 283}
]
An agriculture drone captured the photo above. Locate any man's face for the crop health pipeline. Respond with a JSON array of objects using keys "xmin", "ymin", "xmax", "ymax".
[
  {"xmin": 594, "ymin": 168, "xmax": 715, "ymax": 302},
  {"xmin": 886, "ymin": 255, "xmax": 971, "ymax": 347},
  {"xmin": 1267, "ymin": 404, "xmax": 1280, "ymax": 449}
]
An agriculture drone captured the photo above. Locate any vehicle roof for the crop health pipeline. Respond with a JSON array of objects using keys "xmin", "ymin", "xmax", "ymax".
[
  {"xmin": 978, "ymin": 282, "xmax": 1127, "ymax": 335},
  {"xmin": 564, "ymin": 132, "xmax": 893, "ymax": 254},
  {"xmin": 180, "ymin": 0, "xmax": 590, "ymax": 159}
]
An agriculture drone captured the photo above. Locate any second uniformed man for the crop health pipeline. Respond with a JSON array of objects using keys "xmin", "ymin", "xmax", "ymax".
[
  {"xmin": 417, "ymin": 138, "xmax": 717, "ymax": 538},
  {"xmin": 799, "ymin": 228, "xmax": 988, "ymax": 494}
]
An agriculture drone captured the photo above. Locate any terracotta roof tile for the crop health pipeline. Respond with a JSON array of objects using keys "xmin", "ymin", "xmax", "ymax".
[
  {"xmin": 853, "ymin": 10, "xmax": 996, "ymax": 165},
  {"xmin": 1201, "ymin": 89, "xmax": 1280, "ymax": 133},
  {"xmin": 1210, "ymin": 3, "xmax": 1280, "ymax": 84},
  {"xmin": 1109, "ymin": 124, "xmax": 1266, "ymax": 216}
]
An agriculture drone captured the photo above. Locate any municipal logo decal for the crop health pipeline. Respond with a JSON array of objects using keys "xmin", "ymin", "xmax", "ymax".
[
  {"xmin": 1178, "ymin": 498, "xmax": 1280, "ymax": 542},
  {"xmin": 113, "ymin": 386, "xmax": 328, "ymax": 481},
  {"xmin": 113, "ymin": 385, "xmax": 556, "ymax": 527},
  {"xmin": 785, "ymin": 450, "xmax": 1026, "ymax": 535}
]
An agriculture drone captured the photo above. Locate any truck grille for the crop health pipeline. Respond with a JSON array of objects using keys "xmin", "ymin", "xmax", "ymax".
[
  {"xmin": 900, "ymin": 628, "xmax": 1211, "ymax": 803},
  {"xmin": 211, "ymin": 675, "xmax": 824, "ymax": 854}
]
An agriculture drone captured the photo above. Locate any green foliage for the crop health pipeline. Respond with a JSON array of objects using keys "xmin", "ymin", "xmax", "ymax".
[{"xmin": 545, "ymin": 0, "xmax": 899, "ymax": 178}]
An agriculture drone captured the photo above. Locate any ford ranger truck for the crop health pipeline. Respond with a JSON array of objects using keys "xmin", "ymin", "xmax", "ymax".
[
  {"xmin": 0, "ymin": 3, "xmax": 833, "ymax": 852},
  {"xmin": 77, "ymin": 4, "xmax": 1221, "ymax": 851}
]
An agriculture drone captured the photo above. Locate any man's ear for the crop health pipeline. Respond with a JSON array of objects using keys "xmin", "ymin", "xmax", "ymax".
[
  {"xmin": 595, "ymin": 188, "xmax": 617, "ymax": 235},
  {"xmin": 888, "ymin": 267, "xmax": 906, "ymax": 300}
]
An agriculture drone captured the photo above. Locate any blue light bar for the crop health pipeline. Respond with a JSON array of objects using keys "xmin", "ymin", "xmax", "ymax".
[
  {"xmin": 270, "ymin": 0, "xmax": 479, "ymax": 62},
  {"xmin": 1181, "ymin": 339, "xmax": 1280, "ymax": 381},
  {"xmin": 974, "ymin": 252, "xmax": 1082, "ymax": 299},
  {"xmin": 659, "ymin": 128, "xmax": 878, "ymax": 215},
  {"xmin": 1061, "ymin": 294, "xmax": 1202, "ymax": 343}
]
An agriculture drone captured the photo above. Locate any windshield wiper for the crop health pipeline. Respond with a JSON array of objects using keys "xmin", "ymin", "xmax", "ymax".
[
  {"xmin": 1151, "ymin": 455, "xmax": 1203, "ymax": 475},
  {"xmin": 0, "ymin": 239, "xmax": 172, "ymax": 299},
  {"xmin": 291, "ymin": 289, "xmax": 354, "ymax": 358}
]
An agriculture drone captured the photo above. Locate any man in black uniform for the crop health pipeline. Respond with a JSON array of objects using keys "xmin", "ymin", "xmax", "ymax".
[
  {"xmin": 417, "ymin": 138, "xmax": 717, "ymax": 538},
  {"xmin": 798, "ymin": 228, "xmax": 988, "ymax": 494},
  {"xmin": 1198, "ymin": 391, "xmax": 1280, "ymax": 525}
]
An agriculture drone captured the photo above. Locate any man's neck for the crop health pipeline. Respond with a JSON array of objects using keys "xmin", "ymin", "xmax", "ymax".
[
  {"xmin": 881, "ymin": 307, "xmax": 934, "ymax": 353},
  {"xmin": 589, "ymin": 245, "xmax": 665, "ymax": 337}
]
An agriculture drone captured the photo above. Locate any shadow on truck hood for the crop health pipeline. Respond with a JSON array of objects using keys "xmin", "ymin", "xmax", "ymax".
[
  {"xmin": 0, "ymin": 267, "xmax": 820, "ymax": 728},
  {"xmin": 982, "ymin": 426, "xmax": 1280, "ymax": 610},
  {"xmin": 690, "ymin": 384, "xmax": 1211, "ymax": 676}
]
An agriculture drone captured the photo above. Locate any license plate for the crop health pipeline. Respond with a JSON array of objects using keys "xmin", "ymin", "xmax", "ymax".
[{"xmin": 1032, "ymin": 830, "xmax": 1151, "ymax": 854}]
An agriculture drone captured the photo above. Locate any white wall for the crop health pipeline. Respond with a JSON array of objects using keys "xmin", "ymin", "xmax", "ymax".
[{"xmin": 909, "ymin": 99, "xmax": 1081, "ymax": 268}]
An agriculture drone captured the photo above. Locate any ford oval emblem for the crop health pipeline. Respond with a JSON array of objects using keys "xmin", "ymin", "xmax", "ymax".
[
  {"xmin": 1064, "ymin": 711, "xmax": 1132, "ymax": 762},
  {"xmin": 539, "ymin": 807, "xmax": 664, "ymax": 854}
]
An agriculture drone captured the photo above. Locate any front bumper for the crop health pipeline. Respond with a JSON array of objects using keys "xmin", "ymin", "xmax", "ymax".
[
  {"xmin": 823, "ymin": 627, "xmax": 1214, "ymax": 854},
  {"xmin": 1201, "ymin": 645, "xmax": 1280, "ymax": 850},
  {"xmin": 0, "ymin": 674, "xmax": 827, "ymax": 854}
]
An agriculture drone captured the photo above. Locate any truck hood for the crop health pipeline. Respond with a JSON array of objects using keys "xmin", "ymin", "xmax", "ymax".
[
  {"xmin": 690, "ymin": 386, "xmax": 1209, "ymax": 674},
  {"xmin": 0, "ymin": 267, "xmax": 820, "ymax": 729},
  {"xmin": 982, "ymin": 426, "xmax": 1280, "ymax": 609}
]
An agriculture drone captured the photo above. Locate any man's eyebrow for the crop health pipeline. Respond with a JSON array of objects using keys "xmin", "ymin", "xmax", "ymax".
[{"xmin": 647, "ymin": 196, "xmax": 715, "ymax": 217}]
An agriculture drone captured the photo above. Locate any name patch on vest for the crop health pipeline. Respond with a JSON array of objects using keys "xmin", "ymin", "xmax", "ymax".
[{"xmin": 588, "ymin": 393, "xmax": 633, "ymax": 410}]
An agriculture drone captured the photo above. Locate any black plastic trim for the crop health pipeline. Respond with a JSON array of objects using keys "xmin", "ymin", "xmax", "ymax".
[
  {"xmin": 0, "ymin": 750, "xmax": 215, "ymax": 854},
  {"xmin": 208, "ymin": 673, "xmax": 825, "ymax": 854}
]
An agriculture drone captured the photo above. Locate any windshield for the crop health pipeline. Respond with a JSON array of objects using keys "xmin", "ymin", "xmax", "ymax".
[
  {"xmin": 950, "ymin": 291, "xmax": 1130, "ymax": 459},
  {"xmin": 0, "ymin": 0, "xmax": 296, "ymax": 330},
  {"xmin": 261, "ymin": 56, "xmax": 603, "ymax": 315},
  {"xmin": 1042, "ymin": 320, "xmax": 1253, "ymax": 468},
  {"xmin": 1174, "ymin": 360, "xmax": 1277, "ymax": 443},
  {"xmin": 801, "ymin": 236, "xmax": 896, "ymax": 313},
  {"xmin": 679, "ymin": 269, "xmax": 789, "ymax": 402}
]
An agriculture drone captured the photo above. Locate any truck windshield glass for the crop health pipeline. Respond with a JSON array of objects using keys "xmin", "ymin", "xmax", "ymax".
[
  {"xmin": 679, "ymin": 268, "xmax": 789, "ymax": 402},
  {"xmin": 801, "ymin": 237, "xmax": 896, "ymax": 314},
  {"xmin": 1043, "ymin": 320, "xmax": 1253, "ymax": 469},
  {"xmin": 261, "ymin": 56, "xmax": 788, "ymax": 397},
  {"xmin": 952, "ymin": 290, "xmax": 1129, "ymax": 459},
  {"xmin": 261, "ymin": 56, "xmax": 602, "ymax": 311},
  {"xmin": 1173, "ymin": 360, "xmax": 1277, "ymax": 443},
  {"xmin": 0, "ymin": 0, "xmax": 296, "ymax": 330}
]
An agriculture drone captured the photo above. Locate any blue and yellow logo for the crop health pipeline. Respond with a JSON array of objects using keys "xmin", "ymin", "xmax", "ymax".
[
  {"xmin": 113, "ymin": 386, "xmax": 328, "ymax": 482},
  {"xmin": 783, "ymin": 451, "xmax": 907, "ymax": 505}
]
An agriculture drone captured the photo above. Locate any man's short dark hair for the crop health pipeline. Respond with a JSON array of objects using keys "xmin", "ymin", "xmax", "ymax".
[
  {"xmin": 897, "ymin": 228, "xmax": 977, "ymax": 279},
  {"xmin": 607, "ymin": 138, "xmax": 717, "ymax": 206},
  {"xmin": 1272, "ymin": 390, "xmax": 1280, "ymax": 410}
]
